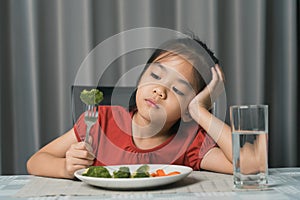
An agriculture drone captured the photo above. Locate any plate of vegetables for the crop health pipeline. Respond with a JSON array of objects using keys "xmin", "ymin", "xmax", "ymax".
[{"xmin": 74, "ymin": 164, "xmax": 193, "ymax": 189}]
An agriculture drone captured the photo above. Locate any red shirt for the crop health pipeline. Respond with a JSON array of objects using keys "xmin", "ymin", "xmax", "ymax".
[{"xmin": 74, "ymin": 106, "xmax": 216, "ymax": 170}]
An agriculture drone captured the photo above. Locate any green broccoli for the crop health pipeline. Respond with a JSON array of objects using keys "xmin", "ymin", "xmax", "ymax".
[
  {"xmin": 80, "ymin": 89, "xmax": 104, "ymax": 105},
  {"xmin": 132, "ymin": 164, "xmax": 150, "ymax": 178},
  {"xmin": 113, "ymin": 167, "xmax": 131, "ymax": 178},
  {"xmin": 82, "ymin": 166, "xmax": 112, "ymax": 178}
]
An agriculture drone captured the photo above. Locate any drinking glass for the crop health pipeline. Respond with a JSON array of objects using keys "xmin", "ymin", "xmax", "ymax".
[{"xmin": 230, "ymin": 105, "xmax": 268, "ymax": 189}]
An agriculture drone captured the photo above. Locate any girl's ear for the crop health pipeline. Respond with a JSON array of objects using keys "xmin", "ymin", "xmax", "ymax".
[{"xmin": 182, "ymin": 110, "xmax": 192, "ymax": 122}]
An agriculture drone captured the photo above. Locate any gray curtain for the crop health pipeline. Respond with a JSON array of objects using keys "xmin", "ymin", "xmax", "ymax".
[{"xmin": 0, "ymin": 0, "xmax": 298, "ymax": 174}]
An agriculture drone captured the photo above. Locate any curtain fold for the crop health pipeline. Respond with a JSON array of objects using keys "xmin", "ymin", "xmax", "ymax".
[
  {"xmin": 266, "ymin": 0, "xmax": 298, "ymax": 167},
  {"xmin": 0, "ymin": 0, "xmax": 298, "ymax": 174},
  {"xmin": 9, "ymin": 0, "xmax": 41, "ymax": 174}
]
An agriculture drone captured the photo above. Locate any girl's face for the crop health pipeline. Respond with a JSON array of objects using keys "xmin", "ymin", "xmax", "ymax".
[{"xmin": 135, "ymin": 54, "xmax": 197, "ymax": 127}]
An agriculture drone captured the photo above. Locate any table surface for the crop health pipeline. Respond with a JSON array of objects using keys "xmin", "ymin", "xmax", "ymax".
[{"xmin": 1, "ymin": 168, "xmax": 300, "ymax": 200}]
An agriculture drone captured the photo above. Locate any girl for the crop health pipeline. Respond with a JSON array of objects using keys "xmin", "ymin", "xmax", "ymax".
[{"xmin": 27, "ymin": 37, "xmax": 233, "ymax": 179}]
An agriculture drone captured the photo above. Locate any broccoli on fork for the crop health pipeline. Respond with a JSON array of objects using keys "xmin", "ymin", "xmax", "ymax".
[{"xmin": 80, "ymin": 89, "xmax": 104, "ymax": 105}]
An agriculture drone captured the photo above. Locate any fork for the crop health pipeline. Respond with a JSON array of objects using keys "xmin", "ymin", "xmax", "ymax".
[{"xmin": 84, "ymin": 105, "xmax": 98, "ymax": 143}]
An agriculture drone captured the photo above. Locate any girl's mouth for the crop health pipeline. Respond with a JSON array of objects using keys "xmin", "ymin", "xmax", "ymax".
[{"xmin": 145, "ymin": 99, "xmax": 159, "ymax": 109}]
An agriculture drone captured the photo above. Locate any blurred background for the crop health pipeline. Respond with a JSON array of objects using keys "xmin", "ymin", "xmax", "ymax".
[{"xmin": 0, "ymin": 0, "xmax": 299, "ymax": 175}]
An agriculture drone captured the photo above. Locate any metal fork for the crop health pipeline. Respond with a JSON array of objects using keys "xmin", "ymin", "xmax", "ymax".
[{"xmin": 84, "ymin": 105, "xmax": 98, "ymax": 143}]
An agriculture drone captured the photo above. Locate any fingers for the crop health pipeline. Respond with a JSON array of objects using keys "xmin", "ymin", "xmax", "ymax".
[
  {"xmin": 214, "ymin": 64, "xmax": 225, "ymax": 82},
  {"xmin": 206, "ymin": 65, "xmax": 225, "ymax": 103},
  {"xmin": 209, "ymin": 65, "xmax": 225, "ymax": 89},
  {"xmin": 65, "ymin": 142, "xmax": 95, "ymax": 177},
  {"xmin": 84, "ymin": 142, "xmax": 96, "ymax": 158},
  {"xmin": 67, "ymin": 142, "xmax": 95, "ymax": 160},
  {"xmin": 65, "ymin": 154, "xmax": 94, "ymax": 168},
  {"xmin": 188, "ymin": 65, "xmax": 226, "ymax": 116}
]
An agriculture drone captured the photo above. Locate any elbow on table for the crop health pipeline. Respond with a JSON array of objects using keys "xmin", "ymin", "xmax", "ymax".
[{"xmin": 26, "ymin": 156, "xmax": 35, "ymax": 175}]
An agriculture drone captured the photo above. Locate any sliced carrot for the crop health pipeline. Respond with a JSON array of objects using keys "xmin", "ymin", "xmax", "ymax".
[
  {"xmin": 156, "ymin": 169, "xmax": 166, "ymax": 176},
  {"xmin": 150, "ymin": 169, "xmax": 181, "ymax": 177},
  {"xmin": 166, "ymin": 171, "xmax": 180, "ymax": 176},
  {"xmin": 150, "ymin": 172, "xmax": 157, "ymax": 177}
]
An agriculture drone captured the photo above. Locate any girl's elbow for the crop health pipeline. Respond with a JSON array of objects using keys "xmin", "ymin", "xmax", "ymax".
[
  {"xmin": 26, "ymin": 157, "xmax": 34, "ymax": 175},
  {"xmin": 26, "ymin": 154, "xmax": 40, "ymax": 175}
]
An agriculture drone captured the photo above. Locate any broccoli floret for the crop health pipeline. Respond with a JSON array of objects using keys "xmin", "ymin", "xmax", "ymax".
[
  {"xmin": 82, "ymin": 166, "xmax": 112, "ymax": 178},
  {"xmin": 132, "ymin": 164, "xmax": 150, "ymax": 178},
  {"xmin": 80, "ymin": 89, "xmax": 104, "ymax": 105},
  {"xmin": 113, "ymin": 167, "xmax": 131, "ymax": 178}
]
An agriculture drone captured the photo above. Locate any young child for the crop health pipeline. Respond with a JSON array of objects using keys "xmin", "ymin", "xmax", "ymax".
[{"xmin": 27, "ymin": 37, "xmax": 233, "ymax": 179}]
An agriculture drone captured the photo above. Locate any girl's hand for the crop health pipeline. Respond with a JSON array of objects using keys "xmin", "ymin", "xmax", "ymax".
[
  {"xmin": 188, "ymin": 65, "xmax": 225, "ymax": 119},
  {"xmin": 64, "ymin": 142, "xmax": 95, "ymax": 178}
]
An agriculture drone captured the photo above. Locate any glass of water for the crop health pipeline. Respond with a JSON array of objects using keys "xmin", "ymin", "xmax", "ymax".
[{"xmin": 230, "ymin": 105, "xmax": 268, "ymax": 189}]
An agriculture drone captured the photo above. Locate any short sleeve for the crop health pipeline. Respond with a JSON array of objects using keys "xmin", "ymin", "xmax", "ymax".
[{"xmin": 184, "ymin": 127, "xmax": 217, "ymax": 170}]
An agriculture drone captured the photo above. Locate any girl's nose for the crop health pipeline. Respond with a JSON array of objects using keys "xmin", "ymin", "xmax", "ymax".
[{"xmin": 153, "ymin": 87, "xmax": 167, "ymax": 99}]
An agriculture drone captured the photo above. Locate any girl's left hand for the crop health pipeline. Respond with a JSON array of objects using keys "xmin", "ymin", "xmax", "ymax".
[{"xmin": 188, "ymin": 64, "xmax": 225, "ymax": 118}]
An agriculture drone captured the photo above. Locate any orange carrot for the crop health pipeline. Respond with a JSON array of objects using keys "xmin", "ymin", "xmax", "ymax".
[
  {"xmin": 150, "ymin": 169, "xmax": 181, "ymax": 177},
  {"xmin": 150, "ymin": 172, "xmax": 157, "ymax": 177},
  {"xmin": 156, "ymin": 169, "xmax": 166, "ymax": 176},
  {"xmin": 166, "ymin": 171, "xmax": 180, "ymax": 176}
]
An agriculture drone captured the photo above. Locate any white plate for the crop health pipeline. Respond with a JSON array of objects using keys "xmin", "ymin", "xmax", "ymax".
[{"xmin": 74, "ymin": 164, "xmax": 193, "ymax": 189}]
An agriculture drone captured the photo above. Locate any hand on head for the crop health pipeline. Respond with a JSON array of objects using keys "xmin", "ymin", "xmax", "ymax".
[{"xmin": 188, "ymin": 64, "xmax": 225, "ymax": 116}]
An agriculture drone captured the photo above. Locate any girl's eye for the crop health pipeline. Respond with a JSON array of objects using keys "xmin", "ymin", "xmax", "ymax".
[
  {"xmin": 150, "ymin": 72, "xmax": 161, "ymax": 80},
  {"xmin": 172, "ymin": 87, "xmax": 184, "ymax": 96}
]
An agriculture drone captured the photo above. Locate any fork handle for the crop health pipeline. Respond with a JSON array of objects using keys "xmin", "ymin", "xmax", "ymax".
[{"xmin": 84, "ymin": 126, "xmax": 91, "ymax": 143}]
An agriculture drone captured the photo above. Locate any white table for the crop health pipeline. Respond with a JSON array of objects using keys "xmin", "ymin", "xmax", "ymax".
[{"xmin": 1, "ymin": 168, "xmax": 300, "ymax": 199}]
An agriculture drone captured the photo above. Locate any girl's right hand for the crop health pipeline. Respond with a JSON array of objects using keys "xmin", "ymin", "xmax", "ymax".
[
  {"xmin": 64, "ymin": 142, "xmax": 95, "ymax": 178},
  {"xmin": 188, "ymin": 65, "xmax": 225, "ymax": 115}
]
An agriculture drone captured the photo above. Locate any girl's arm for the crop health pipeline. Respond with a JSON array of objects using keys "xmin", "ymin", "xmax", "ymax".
[
  {"xmin": 200, "ymin": 147, "xmax": 233, "ymax": 174},
  {"xmin": 188, "ymin": 65, "xmax": 233, "ymax": 167},
  {"xmin": 193, "ymin": 107, "xmax": 233, "ymax": 163},
  {"xmin": 26, "ymin": 128, "xmax": 94, "ymax": 179},
  {"xmin": 189, "ymin": 65, "xmax": 266, "ymax": 174}
]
